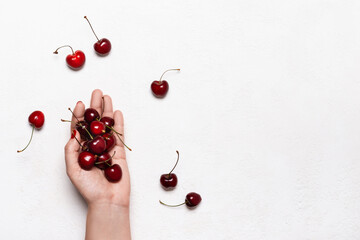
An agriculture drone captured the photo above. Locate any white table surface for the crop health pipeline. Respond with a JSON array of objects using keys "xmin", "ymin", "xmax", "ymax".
[{"xmin": 1, "ymin": 0, "xmax": 360, "ymax": 239}]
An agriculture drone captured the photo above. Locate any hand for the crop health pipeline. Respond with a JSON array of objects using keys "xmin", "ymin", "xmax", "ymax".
[{"xmin": 64, "ymin": 89, "xmax": 131, "ymax": 240}]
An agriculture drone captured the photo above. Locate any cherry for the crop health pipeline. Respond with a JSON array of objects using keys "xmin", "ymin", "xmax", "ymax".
[
  {"xmin": 88, "ymin": 135, "xmax": 106, "ymax": 154},
  {"xmin": 90, "ymin": 121, "xmax": 106, "ymax": 135},
  {"xmin": 78, "ymin": 151, "xmax": 96, "ymax": 170},
  {"xmin": 17, "ymin": 111, "xmax": 45, "ymax": 153},
  {"xmin": 151, "ymin": 69, "xmax": 180, "ymax": 98},
  {"xmin": 53, "ymin": 45, "xmax": 85, "ymax": 70},
  {"xmin": 95, "ymin": 151, "xmax": 116, "ymax": 170},
  {"xmin": 104, "ymin": 164, "xmax": 122, "ymax": 182},
  {"xmin": 100, "ymin": 116, "xmax": 114, "ymax": 133},
  {"xmin": 160, "ymin": 151, "xmax": 179, "ymax": 190},
  {"xmin": 103, "ymin": 132, "xmax": 116, "ymax": 151},
  {"xmin": 84, "ymin": 16, "xmax": 111, "ymax": 56},
  {"xmin": 76, "ymin": 120, "xmax": 91, "ymax": 140},
  {"xmin": 84, "ymin": 108, "xmax": 100, "ymax": 123},
  {"xmin": 159, "ymin": 192, "xmax": 202, "ymax": 208},
  {"xmin": 185, "ymin": 192, "xmax": 202, "ymax": 207}
]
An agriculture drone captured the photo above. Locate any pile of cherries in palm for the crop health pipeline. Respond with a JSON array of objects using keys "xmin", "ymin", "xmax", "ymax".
[{"xmin": 63, "ymin": 107, "xmax": 131, "ymax": 183}]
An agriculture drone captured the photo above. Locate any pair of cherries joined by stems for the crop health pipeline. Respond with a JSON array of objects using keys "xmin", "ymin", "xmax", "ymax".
[
  {"xmin": 159, "ymin": 151, "xmax": 202, "ymax": 208},
  {"xmin": 17, "ymin": 111, "xmax": 45, "ymax": 153},
  {"xmin": 62, "ymin": 103, "xmax": 131, "ymax": 183},
  {"xmin": 54, "ymin": 16, "xmax": 111, "ymax": 70}
]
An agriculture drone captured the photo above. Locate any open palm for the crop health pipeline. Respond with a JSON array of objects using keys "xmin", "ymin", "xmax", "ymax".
[{"xmin": 64, "ymin": 89, "xmax": 130, "ymax": 207}]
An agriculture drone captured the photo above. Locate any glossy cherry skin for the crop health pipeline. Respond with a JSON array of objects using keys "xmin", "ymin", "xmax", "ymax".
[
  {"xmin": 76, "ymin": 121, "xmax": 90, "ymax": 140},
  {"xmin": 160, "ymin": 173, "xmax": 178, "ymax": 190},
  {"xmin": 90, "ymin": 121, "xmax": 105, "ymax": 135},
  {"xmin": 101, "ymin": 116, "xmax": 114, "ymax": 133},
  {"xmin": 151, "ymin": 80, "xmax": 169, "ymax": 98},
  {"xmin": 84, "ymin": 108, "xmax": 100, "ymax": 123},
  {"xmin": 88, "ymin": 135, "xmax": 106, "ymax": 154},
  {"xmin": 94, "ymin": 38, "xmax": 111, "ymax": 55},
  {"xmin": 104, "ymin": 164, "xmax": 122, "ymax": 182},
  {"xmin": 66, "ymin": 50, "xmax": 85, "ymax": 70},
  {"xmin": 28, "ymin": 111, "xmax": 45, "ymax": 129},
  {"xmin": 78, "ymin": 151, "xmax": 96, "ymax": 170},
  {"xmin": 81, "ymin": 141, "xmax": 90, "ymax": 152},
  {"xmin": 96, "ymin": 152, "xmax": 112, "ymax": 170},
  {"xmin": 103, "ymin": 133, "xmax": 116, "ymax": 151},
  {"xmin": 185, "ymin": 192, "xmax": 202, "ymax": 207}
]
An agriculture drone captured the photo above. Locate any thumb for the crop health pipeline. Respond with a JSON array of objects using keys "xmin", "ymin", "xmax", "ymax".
[{"xmin": 64, "ymin": 129, "xmax": 81, "ymax": 175}]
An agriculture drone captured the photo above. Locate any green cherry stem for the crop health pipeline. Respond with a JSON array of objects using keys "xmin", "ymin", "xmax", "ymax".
[
  {"xmin": 159, "ymin": 200, "xmax": 186, "ymax": 207},
  {"xmin": 168, "ymin": 150, "xmax": 179, "ymax": 178},
  {"xmin": 114, "ymin": 131, "xmax": 132, "ymax": 151},
  {"xmin": 106, "ymin": 126, "xmax": 122, "ymax": 136},
  {"xmin": 17, "ymin": 125, "xmax": 35, "ymax": 153}
]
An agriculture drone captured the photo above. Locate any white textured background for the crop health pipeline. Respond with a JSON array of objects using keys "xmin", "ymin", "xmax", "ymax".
[{"xmin": 1, "ymin": 0, "xmax": 360, "ymax": 239}]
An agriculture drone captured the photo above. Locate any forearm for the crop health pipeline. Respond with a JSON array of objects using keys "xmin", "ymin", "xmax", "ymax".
[{"xmin": 85, "ymin": 203, "xmax": 131, "ymax": 240}]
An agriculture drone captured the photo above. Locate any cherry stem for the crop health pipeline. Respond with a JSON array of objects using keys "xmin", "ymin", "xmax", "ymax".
[
  {"xmin": 84, "ymin": 16, "xmax": 100, "ymax": 41},
  {"xmin": 17, "ymin": 125, "xmax": 35, "ymax": 153},
  {"xmin": 114, "ymin": 131, "xmax": 132, "ymax": 151},
  {"xmin": 53, "ymin": 45, "xmax": 74, "ymax": 55},
  {"xmin": 67, "ymin": 108, "xmax": 93, "ymax": 140},
  {"xmin": 159, "ymin": 69, "xmax": 180, "ymax": 83},
  {"xmin": 73, "ymin": 134, "xmax": 83, "ymax": 147},
  {"xmin": 101, "ymin": 96, "xmax": 104, "ymax": 118},
  {"xmin": 106, "ymin": 126, "xmax": 122, "ymax": 136},
  {"xmin": 159, "ymin": 200, "xmax": 185, "ymax": 207},
  {"xmin": 168, "ymin": 150, "xmax": 179, "ymax": 178}
]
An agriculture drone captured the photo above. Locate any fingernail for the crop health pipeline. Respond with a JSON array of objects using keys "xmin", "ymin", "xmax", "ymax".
[
  {"xmin": 71, "ymin": 129, "xmax": 77, "ymax": 139},
  {"xmin": 77, "ymin": 101, "xmax": 82, "ymax": 104}
]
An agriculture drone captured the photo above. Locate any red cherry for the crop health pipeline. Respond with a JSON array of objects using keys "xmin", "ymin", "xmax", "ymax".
[
  {"xmin": 185, "ymin": 192, "xmax": 202, "ymax": 207},
  {"xmin": 28, "ymin": 111, "xmax": 45, "ymax": 129},
  {"xmin": 84, "ymin": 108, "xmax": 100, "ymax": 123},
  {"xmin": 90, "ymin": 121, "xmax": 105, "ymax": 135},
  {"xmin": 78, "ymin": 151, "xmax": 96, "ymax": 170},
  {"xmin": 53, "ymin": 45, "xmax": 85, "ymax": 70},
  {"xmin": 84, "ymin": 16, "xmax": 111, "ymax": 56},
  {"xmin": 151, "ymin": 69, "xmax": 180, "ymax": 98},
  {"xmin": 88, "ymin": 135, "xmax": 106, "ymax": 154},
  {"xmin": 103, "ymin": 132, "xmax": 116, "ymax": 151},
  {"xmin": 104, "ymin": 164, "xmax": 122, "ymax": 182},
  {"xmin": 100, "ymin": 116, "xmax": 114, "ymax": 133},
  {"xmin": 151, "ymin": 81, "xmax": 169, "ymax": 98},
  {"xmin": 159, "ymin": 192, "xmax": 202, "ymax": 208},
  {"xmin": 160, "ymin": 151, "xmax": 180, "ymax": 190},
  {"xmin": 17, "ymin": 111, "xmax": 45, "ymax": 153},
  {"xmin": 94, "ymin": 38, "xmax": 111, "ymax": 55},
  {"xmin": 95, "ymin": 152, "xmax": 113, "ymax": 170},
  {"xmin": 75, "ymin": 120, "xmax": 91, "ymax": 141}
]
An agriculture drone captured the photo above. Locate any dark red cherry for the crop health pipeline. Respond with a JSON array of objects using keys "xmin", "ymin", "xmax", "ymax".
[
  {"xmin": 100, "ymin": 116, "xmax": 114, "ymax": 133},
  {"xmin": 95, "ymin": 152, "xmax": 112, "ymax": 170},
  {"xmin": 88, "ymin": 135, "xmax": 106, "ymax": 154},
  {"xmin": 90, "ymin": 121, "xmax": 105, "ymax": 135},
  {"xmin": 53, "ymin": 45, "xmax": 85, "ymax": 70},
  {"xmin": 104, "ymin": 164, "xmax": 122, "ymax": 182},
  {"xmin": 84, "ymin": 108, "xmax": 100, "ymax": 123},
  {"xmin": 160, "ymin": 151, "xmax": 180, "ymax": 190},
  {"xmin": 94, "ymin": 38, "xmax": 111, "ymax": 55},
  {"xmin": 103, "ymin": 132, "xmax": 116, "ymax": 151},
  {"xmin": 151, "ymin": 81, "xmax": 169, "ymax": 98},
  {"xmin": 17, "ymin": 111, "xmax": 45, "ymax": 153},
  {"xmin": 160, "ymin": 174, "xmax": 178, "ymax": 190},
  {"xmin": 185, "ymin": 192, "xmax": 202, "ymax": 207},
  {"xmin": 151, "ymin": 69, "xmax": 180, "ymax": 98},
  {"xmin": 81, "ymin": 141, "xmax": 90, "ymax": 152},
  {"xmin": 78, "ymin": 151, "xmax": 96, "ymax": 170},
  {"xmin": 84, "ymin": 16, "xmax": 111, "ymax": 56},
  {"xmin": 76, "ymin": 121, "xmax": 91, "ymax": 140}
]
